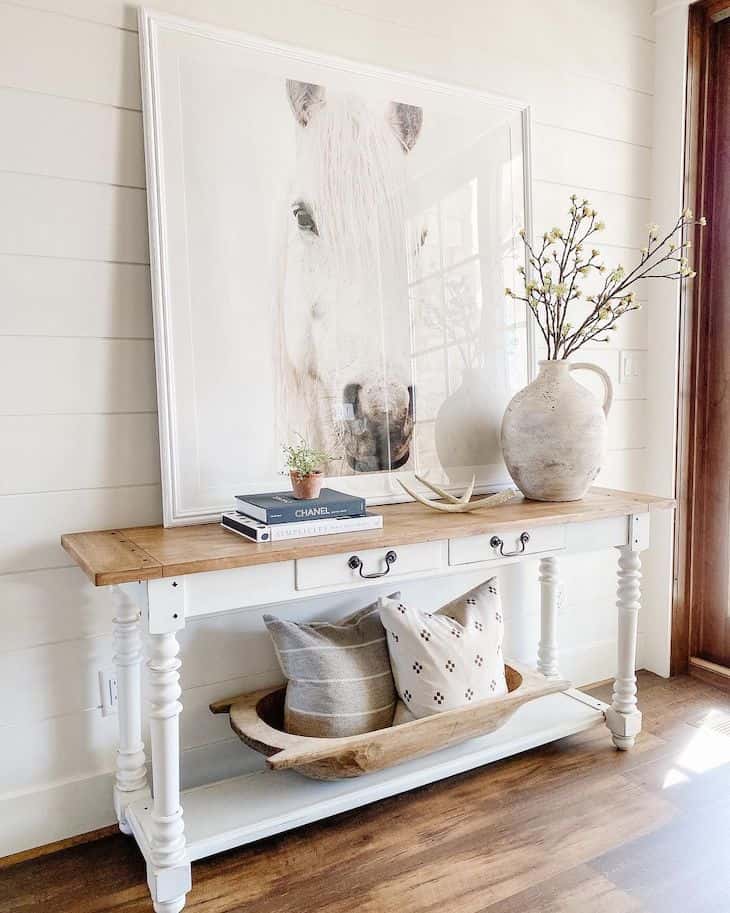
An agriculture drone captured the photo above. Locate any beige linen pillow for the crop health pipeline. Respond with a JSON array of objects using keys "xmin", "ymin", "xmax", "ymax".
[
  {"xmin": 264, "ymin": 596, "xmax": 398, "ymax": 738},
  {"xmin": 379, "ymin": 578, "xmax": 507, "ymax": 719}
]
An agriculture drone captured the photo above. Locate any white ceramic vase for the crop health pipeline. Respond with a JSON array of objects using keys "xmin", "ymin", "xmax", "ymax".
[
  {"xmin": 435, "ymin": 367, "xmax": 502, "ymax": 480},
  {"xmin": 500, "ymin": 359, "xmax": 613, "ymax": 501}
]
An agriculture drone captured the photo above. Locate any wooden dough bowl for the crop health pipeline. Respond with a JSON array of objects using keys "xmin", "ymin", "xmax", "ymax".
[{"xmin": 210, "ymin": 663, "xmax": 571, "ymax": 781}]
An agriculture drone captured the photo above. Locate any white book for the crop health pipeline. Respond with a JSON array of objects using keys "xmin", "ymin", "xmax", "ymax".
[{"xmin": 221, "ymin": 511, "xmax": 383, "ymax": 542}]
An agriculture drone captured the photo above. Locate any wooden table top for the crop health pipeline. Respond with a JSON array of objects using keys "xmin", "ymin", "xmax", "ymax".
[{"xmin": 61, "ymin": 487, "xmax": 674, "ymax": 587}]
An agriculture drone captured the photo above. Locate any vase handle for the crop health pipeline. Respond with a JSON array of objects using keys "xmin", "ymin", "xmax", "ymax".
[{"xmin": 569, "ymin": 362, "xmax": 614, "ymax": 417}]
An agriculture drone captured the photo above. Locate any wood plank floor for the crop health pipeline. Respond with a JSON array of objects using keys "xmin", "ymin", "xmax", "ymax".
[{"xmin": 3, "ymin": 673, "xmax": 730, "ymax": 913}]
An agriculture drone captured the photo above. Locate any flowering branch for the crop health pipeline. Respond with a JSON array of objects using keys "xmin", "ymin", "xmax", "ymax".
[{"xmin": 505, "ymin": 196, "xmax": 706, "ymax": 359}]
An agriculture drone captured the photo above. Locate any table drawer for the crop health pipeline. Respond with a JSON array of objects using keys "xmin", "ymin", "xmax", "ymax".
[
  {"xmin": 449, "ymin": 524, "xmax": 565, "ymax": 567},
  {"xmin": 295, "ymin": 541, "xmax": 446, "ymax": 591}
]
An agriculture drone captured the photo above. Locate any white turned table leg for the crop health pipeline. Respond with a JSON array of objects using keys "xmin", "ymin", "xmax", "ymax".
[
  {"xmin": 112, "ymin": 585, "xmax": 149, "ymax": 833},
  {"xmin": 538, "ymin": 556, "xmax": 561, "ymax": 678},
  {"xmin": 146, "ymin": 630, "xmax": 191, "ymax": 913},
  {"xmin": 605, "ymin": 545, "xmax": 643, "ymax": 750}
]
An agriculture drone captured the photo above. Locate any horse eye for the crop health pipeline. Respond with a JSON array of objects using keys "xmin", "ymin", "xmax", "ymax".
[{"xmin": 293, "ymin": 202, "xmax": 318, "ymax": 236}]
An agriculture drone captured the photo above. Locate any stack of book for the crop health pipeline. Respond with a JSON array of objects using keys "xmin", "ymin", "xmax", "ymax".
[{"xmin": 221, "ymin": 488, "xmax": 382, "ymax": 542}]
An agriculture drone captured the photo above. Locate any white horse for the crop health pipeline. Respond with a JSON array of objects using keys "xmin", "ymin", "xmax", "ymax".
[{"xmin": 274, "ymin": 79, "xmax": 423, "ymax": 474}]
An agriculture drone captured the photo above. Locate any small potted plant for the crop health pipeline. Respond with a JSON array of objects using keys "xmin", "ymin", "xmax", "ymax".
[{"xmin": 282, "ymin": 435, "xmax": 329, "ymax": 500}]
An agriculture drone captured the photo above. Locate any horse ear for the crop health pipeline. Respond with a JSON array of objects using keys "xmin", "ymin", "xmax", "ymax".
[
  {"xmin": 388, "ymin": 102, "xmax": 423, "ymax": 153},
  {"xmin": 286, "ymin": 80, "xmax": 325, "ymax": 126}
]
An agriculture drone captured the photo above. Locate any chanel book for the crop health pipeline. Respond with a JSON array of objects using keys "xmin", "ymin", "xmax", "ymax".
[
  {"xmin": 233, "ymin": 488, "xmax": 365, "ymax": 524},
  {"xmin": 221, "ymin": 511, "xmax": 382, "ymax": 542}
]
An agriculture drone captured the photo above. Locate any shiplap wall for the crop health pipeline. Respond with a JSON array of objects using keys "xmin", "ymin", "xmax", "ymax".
[{"xmin": 0, "ymin": 0, "xmax": 656, "ymax": 855}]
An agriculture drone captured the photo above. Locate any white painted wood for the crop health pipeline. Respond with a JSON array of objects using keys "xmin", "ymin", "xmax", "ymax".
[
  {"xmin": 294, "ymin": 541, "xmax": 446, "ymax": 590},
  {"xmin": 0, "ymin": 255, "xmax": 152, "ymax": 338},
  {"xmin": 0, "ymin": 709, "xmax": 118, "ymax": 795},
  {"xmin": 6, "ymin": 0, "xmax": 137, "ymax": 30},
  {"xmin": 0, "ymin": 3, "xmax": 141, "ymax": 108},
  {"xmin": 6, "ymin": 0, "xmax": 657, "ymax": 50},
  {"xmin": 0, "ymin": 87, "xmax": 145, "ymax": 187},
  {"xmin": 0, "ymin": 338, "xmax": 156, "ymax": 415},
  {"xmin": 0, "ymin": 414, "xmax": 160, "ymax": 495},
  {"xmin": 111, "ymin": 585, "xmax": 149, "ymax": 831},
  {"xmin": 605, "ymin": 546, "xmax": 643, "ymax": 749},
  {"xmin": 564, "ymin": 516, "xmax": 629, "ymax": 553},
  {"xmin": 449, "ymin": 525, "xmax": 565, "ymax": 567},
  {"xmin": 537, "ymin": 556, "xmax": 560, "ymax": 678},
  {"xmin": 146, "ymin": 629, "xmax": 190, "ymax": 913},
  {"xmin": 127, "ymin": 690, "xmax": 605, "ymax": 862},
  {"xmin": 0, "ymin": 486, "xmax": 161, "ymax": 575},
  {"xmin": 607, "ymin": 400, "xmax": 647, "ymax": 451},
  {"xmin": 0, "ymin": 172, "xmax": 149, "ymax": 263},
  {"xmin": 533, "ymin": 125, "xmax": 651, "ymax": 198},
  {"xmin": 0, "ymin": 567, "xmax": 111, "ymax": 651},
  {"xmin": 599, "ymin": 449, "xmax": 647, "ymax": 493},
  {"xmin": 0, "ymin": 766, "xmax": 116, "ymax": 858},
  {"xmin": 183, "ymin": 563, "xmax": 297, "ymax": 618},
  {"xmin": 534, "ymin": 182, "xmax": 651, "ymax": 251}
]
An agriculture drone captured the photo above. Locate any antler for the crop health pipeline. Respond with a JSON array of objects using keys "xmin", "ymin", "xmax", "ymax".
[{"xmin": 398, "ymin": 474, "xmax": 519, "ymax": 513}]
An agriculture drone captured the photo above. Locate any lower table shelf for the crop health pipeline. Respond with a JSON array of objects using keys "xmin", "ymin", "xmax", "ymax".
[{"xmin": 127, "ymin": 688, "xmax": 607, "ymax": 864}]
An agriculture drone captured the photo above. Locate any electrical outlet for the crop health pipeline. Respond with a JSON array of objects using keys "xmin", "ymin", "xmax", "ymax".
[{"xmin": 98, "ymin": 670, "xmax": 118, "ymax": 716}]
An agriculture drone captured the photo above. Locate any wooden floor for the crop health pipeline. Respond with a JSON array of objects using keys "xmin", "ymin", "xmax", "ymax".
[{"xmin": 3, "ymin": 673, "xmax": 730, "ymax": 913}]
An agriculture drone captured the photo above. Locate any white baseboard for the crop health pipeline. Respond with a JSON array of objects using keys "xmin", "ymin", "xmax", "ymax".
[{"xmin": 0, "ymin": 768, "xmax": 116, "ymax": 858}]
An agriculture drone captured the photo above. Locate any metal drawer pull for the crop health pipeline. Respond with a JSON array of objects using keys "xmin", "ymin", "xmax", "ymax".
[
  {"xmin": 490, "ymin": 532, "xmax": 530, "ymax": 557},
  {"xmin": 348, "ymin": 550, "xmax": 398, "ymax": 579}
]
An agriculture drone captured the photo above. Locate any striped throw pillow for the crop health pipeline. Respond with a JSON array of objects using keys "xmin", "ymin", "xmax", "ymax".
[{"xmin": 263, "ymin": 597, "xmax": 397, "ymax": 738}]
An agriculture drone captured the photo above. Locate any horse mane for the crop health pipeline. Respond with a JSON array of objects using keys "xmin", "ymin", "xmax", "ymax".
[{"xmin": 296, "ymin": 90, "xmax": 409, "ymax": 284}]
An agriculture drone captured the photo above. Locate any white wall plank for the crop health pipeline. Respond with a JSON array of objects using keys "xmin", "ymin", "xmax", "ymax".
[
  {"xmin": 533, "ymin": 182, "xmax": 652, "ymax": 251},
  {"xmin": 0, "ymin": 172, "xmax": 148, "ymax": 263},
  {"xmin": 0, "ymin": 567, "xmax": 113, "ymax": 652},
  {"xmin": 0, "ymin": 413, "xmax": 160, "ymax": 494},
  {"xmin": 534, "ymin": 125, "xmax": 651, "ymax": 198},
  {"xmin": 311, "ymin": 0, "xmax": 655, "ymax": 93},
  {"xmin": 0, "ymin": 636, "xmax": 113, "ymax": 723},
  {"xmin": 0, "ymin": 485, "xmax": 162, "ymax": 574},
  {"xmin": 0, "ymin": 87, "xmax": 145, "ymax": 187},
  {"xmin": 0, "ymin": 255, "xmax": 152, "ymax": 338},
  {"xmin": 600, "ymin": 448, "xmax": 646, "ymax": 492},
  {"xmin": 607, "ymin": 400, "xmax": 647, "ymax": 451},
  {"xmin": 0, "ymin": 3, "xmax": 140, "ymax": 108},
  {"xmin": 0, "ymin": 338, "xmax": 156, "ymax": 414},
  {"xmin": 6, "ymin": 0, "xmax": 657, "ymax": 48}
]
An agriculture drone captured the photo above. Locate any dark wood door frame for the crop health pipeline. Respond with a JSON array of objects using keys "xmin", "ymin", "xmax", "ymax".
[{"xmin": 673, "ymin": 0, "xmax": 730, "ymax": 679}]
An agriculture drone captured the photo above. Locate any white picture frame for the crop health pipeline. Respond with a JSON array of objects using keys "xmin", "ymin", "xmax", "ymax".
[{"xmin": 139, "ymin": 8, "xmax": 534, "ymax": 526}]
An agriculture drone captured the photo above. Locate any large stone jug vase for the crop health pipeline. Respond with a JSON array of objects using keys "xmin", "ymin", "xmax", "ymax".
[{"xmin": 500, "ymin": 359, "xmax": 613, "ymax": 501}]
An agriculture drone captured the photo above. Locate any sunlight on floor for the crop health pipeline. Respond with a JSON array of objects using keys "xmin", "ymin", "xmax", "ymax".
[{"xmin": 662, "ymin": 709, "xmax": 730, "ymax": 787}]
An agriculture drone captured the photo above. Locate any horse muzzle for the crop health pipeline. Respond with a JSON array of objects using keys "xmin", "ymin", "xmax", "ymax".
[{"xmin": 341, "ymin": 380, "xmax": 415, "ymax": 473}]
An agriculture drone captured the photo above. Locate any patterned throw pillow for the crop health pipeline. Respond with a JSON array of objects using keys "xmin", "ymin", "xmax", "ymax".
[
  {"xmin": 379, "ymin": 578, "xmax": 507, "ymax": 718},
  {"xmin": 263, "ymin": 597, "xmax": 398, "ymax": 738}
]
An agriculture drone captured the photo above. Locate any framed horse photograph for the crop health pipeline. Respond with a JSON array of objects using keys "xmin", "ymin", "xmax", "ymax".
[{"xmin": 140, "ymin": 10, "xmax": 533, "ymax": 525}]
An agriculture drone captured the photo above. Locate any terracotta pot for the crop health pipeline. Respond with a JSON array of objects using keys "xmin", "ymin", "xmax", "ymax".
[
  {"xmin": 290, "ymin": 470, "xmax": 324, "ymax": 500},
  {"xmin": 500, "ymin": 359, "xmax": 613, "ymax": 502}
]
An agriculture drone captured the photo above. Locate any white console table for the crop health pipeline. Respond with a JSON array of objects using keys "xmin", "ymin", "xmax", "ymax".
[{"xmin": 62, "ymin": 487, "xmax": 672, "ymax": 913}]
